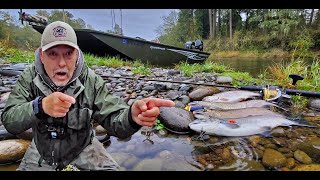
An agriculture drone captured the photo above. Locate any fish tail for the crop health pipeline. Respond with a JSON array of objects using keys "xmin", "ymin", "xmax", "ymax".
[
  {"xmin": 267, "ymin": 102, "xmax": 289, "ymax": 112},
  {"xmin": 295, "ymin": 123, "xmax": 317, "ymax": 128}
]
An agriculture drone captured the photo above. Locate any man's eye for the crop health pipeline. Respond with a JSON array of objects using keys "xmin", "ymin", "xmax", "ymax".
[
  {"xmin": 49, "ymin": 52, "xmax": 56, "ymax": 56},
  {"xmin": 65, "ymin": 51, "xmax": 73, "ymax": 56}
]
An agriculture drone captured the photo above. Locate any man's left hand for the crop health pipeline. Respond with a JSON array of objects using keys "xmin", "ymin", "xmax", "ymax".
[{"xmin": 131, "ymin": 98, "xmax": 175, "ymax": 127}]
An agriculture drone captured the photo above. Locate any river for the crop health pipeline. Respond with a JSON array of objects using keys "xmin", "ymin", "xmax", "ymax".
[{"xmin": 210, "ymin": 58, "xmax": 315, "ymax": 78}]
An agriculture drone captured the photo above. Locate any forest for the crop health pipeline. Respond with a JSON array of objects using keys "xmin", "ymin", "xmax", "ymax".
[{"xmin": 1, "ymin": 9, "xmax": 319, "ymax": 58}]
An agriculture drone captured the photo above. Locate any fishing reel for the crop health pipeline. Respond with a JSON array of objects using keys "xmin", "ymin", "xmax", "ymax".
[{"xmin": 260, "ymin": 85, "xmax": 282, "ymax": 101}]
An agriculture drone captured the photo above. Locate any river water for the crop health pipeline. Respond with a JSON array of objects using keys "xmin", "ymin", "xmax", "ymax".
[{"xmin": 211, "ymin": 58, "xmax": 315, "ymax": 78}]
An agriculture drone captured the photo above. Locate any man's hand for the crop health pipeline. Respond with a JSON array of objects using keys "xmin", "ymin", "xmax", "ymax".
[
  {"xmin": 131, "ymin": 98, "xmax": 175, "ymax": 127},
  {"xmin": 42, "ymin": 92, "xmax": 76, "ymax": 117}
]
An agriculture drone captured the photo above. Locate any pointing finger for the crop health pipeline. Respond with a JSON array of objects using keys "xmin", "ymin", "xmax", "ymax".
[
  {"xmin": 144, "ymin": 98, "xmax": 175, "ymax": 108},
  {"xmin": 57, "ymin": 92, "xmax": 76, "ymax": 104}
]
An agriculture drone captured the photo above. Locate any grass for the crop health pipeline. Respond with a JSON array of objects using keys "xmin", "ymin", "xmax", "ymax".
[
  {"xmin": 207, "ymin": 49, "xmax": 290, "ymax": 60},
  {"xmin": 265, "ymin": 57, "xmax": 320, "ymax": 92},
  {"xmin": 0, "ymin": 40, "xmax": 35, "ymax": 64},
  {"xmin": 175, "ymin": 61, "xmax": 233, "ymax": 77}
]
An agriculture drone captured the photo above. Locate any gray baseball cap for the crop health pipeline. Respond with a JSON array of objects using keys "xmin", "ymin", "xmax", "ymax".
[{"xmin": 41, "ymin": 21, "xmax": 79, "ymax": 52}]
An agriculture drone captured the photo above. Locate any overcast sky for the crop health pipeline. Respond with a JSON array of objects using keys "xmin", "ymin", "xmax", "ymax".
[{"xmin": 2, "ymin": 9, "xmax": 174, "ymax": 40}]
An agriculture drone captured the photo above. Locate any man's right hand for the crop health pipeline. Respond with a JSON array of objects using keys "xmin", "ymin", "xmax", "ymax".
[{"xmin": 42, "ymin": 92, "xmax": 76, "ymax": 117}]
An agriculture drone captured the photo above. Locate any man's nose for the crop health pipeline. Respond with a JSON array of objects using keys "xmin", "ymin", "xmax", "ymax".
[{"xmin": 58, "ymin": 56, "xmax": 67, "ymax": 67}]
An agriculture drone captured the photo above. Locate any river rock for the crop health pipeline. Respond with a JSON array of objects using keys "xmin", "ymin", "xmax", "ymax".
[
  {"xmin": 133, "ymin": 158, "xmax": 164, "ymax": 171},
  {"xmin": 158, "ymin": 107, "xmax": 194, "ymax": 134},
  {"xmin": 177, "ymin": 95, "xmax": 190, "ymax": 106},
  {"xmin": 189, "ymin": 86, "xmax": 220, "ymax": 101},
  {"xmin": 110, "ymin": 152, "xmax": 139, "ymax": 170},
  {"xmin": 293, "ymin": 164, "xmax": 320, "ymax": 171},
  {"xmin": 94, "ymin": 125, "xmax": 108, "ymax": 135},
  {"xmin": 174, "ymin": 100, "xmax": 185, "ymax": 109},
  {"xmin": 168, "ymin": 69, "xmax": 180, "ymax": 76},
  {"xmin": 294, "ymin": 150, "xmax": 312, "ymax": 164},
  {"xmin": 262, "ymin": 148, "xmax": 287, "ymax": 168},
  {"xmin": 0, "ymin": 125, "xmax": 17, "ymax": 140},
  {"xmin": 16, "ymin": 128, "xmax": 33, "ymax": 141},
  {"xmin": 216, "ymin": 76, "xmax": 233, "ymax": 84},
  {"xmin": 154, "ymin": 83, "xmax": 167, "ymax": 91},
  {"xmin": 294, "ymin": 142, "xmax": 320, "ymax": 163},
  {"xmin": 161, "ymin": 158, "xmax": 200, "ymax": 171},
  {"xmin": 285, "ymin": 158, "xmax": 296, "ymax": 169},
  {"xmin": 178, "ymin": 84, "xmax": 192, "ymax": 92},
  {"xmin": 0, "ymin": 139, "xmax": 30, "ymax": 164},
  {"xmin": 309, "ymin": 99, "xmax": 320, "ymax": 110},
  {"xmin": 164, "ymin": 90, "xmax": 181, "ymax": 100}
]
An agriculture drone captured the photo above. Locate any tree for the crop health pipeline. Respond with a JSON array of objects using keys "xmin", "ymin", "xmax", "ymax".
[
  {"xmin": 213, "ymin": 9, "xmax": 217, "ymax": 39},
  {"xmin": 194, "ymin": 9, "xmax": 209, "ymax": 39},
  {"xmin": 229, "ymin": 9, "xmax": 232, "ymax": 40},
  {"xmin": 209, "ymin": 9, "xmax": 212, "ymax": 38},
  {"xmin": 36, "ymin": 10, "xmax": 50, "ymax": 18}
]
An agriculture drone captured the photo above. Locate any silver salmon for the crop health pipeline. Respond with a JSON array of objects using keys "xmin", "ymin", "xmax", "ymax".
[
  {"xmin": 193, "ymin": 107, "xmax": 284, "ymax": 119},
  {"xmin": 189, "ymin": 115, "xmax": 315, "ymax": 137},
  {"xmin": 202, "ymin": 90, "xmax": 261, "ymax": 103},
  {"xmin": 190, "ymin": 100, "xmax": 278, "ymax": 110}
]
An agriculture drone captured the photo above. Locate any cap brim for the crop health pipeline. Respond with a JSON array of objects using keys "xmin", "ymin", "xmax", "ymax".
[{"xmin": 42, "ymin": 41, "xmax": 79, "ymax": 52}]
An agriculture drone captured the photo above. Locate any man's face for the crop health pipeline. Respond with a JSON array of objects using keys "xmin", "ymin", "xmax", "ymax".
[{"xmin": 40, "ymin": 45, "xmax": 78, "ymax": 87}]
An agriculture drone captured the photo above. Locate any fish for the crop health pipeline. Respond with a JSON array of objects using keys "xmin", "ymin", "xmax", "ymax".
[
  {"xmin": 202, "ymin": 90, "xmax": 261, "ymax": 103},
  {"xmin": 190, "ymin": 100, "xmax": 278, "ymax": 110},
  {"xmin": 189, "ymin": 115, "xmax": 316, "ymax": 137},
  {"xmin": 193, "ymin": 107, "xmax": 284, "ymax": 119}
]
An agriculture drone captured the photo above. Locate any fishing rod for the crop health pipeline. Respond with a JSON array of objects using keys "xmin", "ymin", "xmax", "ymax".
[{"xmin": 101, "ymin": 74, "xmax": 320, "ymax": 98}]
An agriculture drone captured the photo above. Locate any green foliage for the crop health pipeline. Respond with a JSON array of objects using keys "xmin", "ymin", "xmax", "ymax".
[
  {"xmin": 177, "ymin": 61, "xmax": 232, "ymax": 77},
  {"xmin": 266, "ymin": 57, "xmax": 320, "ymax": 92},
  {"xmin": 0, "ymin": 10, "xmax": 94, "ymax": 52},
  {"xmin": 222, "ymin": 71, "xmax": 259, "ymax": 86},
  {"xmin": 132, "ymin": 65, "xmax": 152, "ymax": 76},
  {"xmin": 84, "ymin": 53, "xmax": 133, "ymax": 68},
  {"xmin": 291, "ymin": 95, "xmax": 309, "ymax": 109},
  {"xmin": 0, "ymin": 40, "xmax": 34, "ymax": 63},
  {"xmin": 154, "ymin": 120, "xmax": 165, "ymax": 130},
  {"xmin": 289, "ymin": 31, "xmax": 314, "ymax": 58}
]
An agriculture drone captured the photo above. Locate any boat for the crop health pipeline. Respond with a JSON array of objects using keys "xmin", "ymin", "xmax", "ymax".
[{"xmin": 32, "ymin": 25, "xmax": 211, "ymax": 66}]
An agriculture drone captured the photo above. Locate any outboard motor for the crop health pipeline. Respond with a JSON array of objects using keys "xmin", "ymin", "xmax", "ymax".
[
  {"xmin": 194, "ymin": 39, "xmax": 203, "ymax": 51},
  {"xmin": 185, "ymin": 41, "xmax": 195, "ymax": 49}
]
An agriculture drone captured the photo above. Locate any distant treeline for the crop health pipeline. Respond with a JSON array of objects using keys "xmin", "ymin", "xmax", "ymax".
[
  {"xmin": 0, "ymin": 10, "xmax": 123, "ymax": 51},
  {"xmin": 156, "ymin": 9, "xmax": 320, "ymax": 56},
  {"xmin": 1, "ymin": 9, "xmax": 320, "ymax": 57}
]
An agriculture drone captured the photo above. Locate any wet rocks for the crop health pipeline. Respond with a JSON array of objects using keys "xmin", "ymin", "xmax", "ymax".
[
  {"xmin": 293, "ymin": 164, "xmax": 320, "ymax": 171},
  {"xmin": 262, "ymin": 148, "xmax": 287, "ymax": 169},
  {"xmin": 94, "ymin": 125, "xmax": 108, "ymax": 135},
  {"xmin": 189, "ymin": 86, "xmax": 220, "ymax": 101},
  {"xmin": 158, "ymin": 107, "xmax": 194, "ymax": 133},
  {"xmin": 309, "ymin": 99, "xmax": 320, "ymax": 110},
  {"xmin": 216, "ymin": 76, "xmax": 233, "ymax": 84},
  {"xmin": 0, "ymin": 139, "xmax": 30, "ymax": 164},
  {"xmin": 294, "ymin": 150, "xmax": 312, "ymax": 164}
]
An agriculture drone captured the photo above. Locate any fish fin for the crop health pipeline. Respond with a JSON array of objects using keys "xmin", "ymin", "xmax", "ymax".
[
  {"xmin": 260, "ymin": 131, "xmax": 273, "ymax": 138},
  {"xmin": 260, "ymin": 127, "xmax": 273, "ymax": 137}
]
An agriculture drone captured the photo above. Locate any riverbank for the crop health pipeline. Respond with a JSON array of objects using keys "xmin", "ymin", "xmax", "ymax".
[
  {"xmin": 1, "ymin": 63, "xmax": 320, "ymax": 171},
  {"xmin": 208, "ymin": 49, "xmax": 320, "ymax": 60},
  {"xmin": 208, "ymin": 49, "xmax": 290, "ymax": 60}
]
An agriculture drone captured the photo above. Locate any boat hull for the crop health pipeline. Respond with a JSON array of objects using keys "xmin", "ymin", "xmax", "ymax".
[{"xmin": 32, "ymin": 25, "xmax": 210, "ymax": 66}]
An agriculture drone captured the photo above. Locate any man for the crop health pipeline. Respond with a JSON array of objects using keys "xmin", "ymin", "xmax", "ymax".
[{"xmin": 1, "ymin": 21, "xmax": 175, "ymax": 171}]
